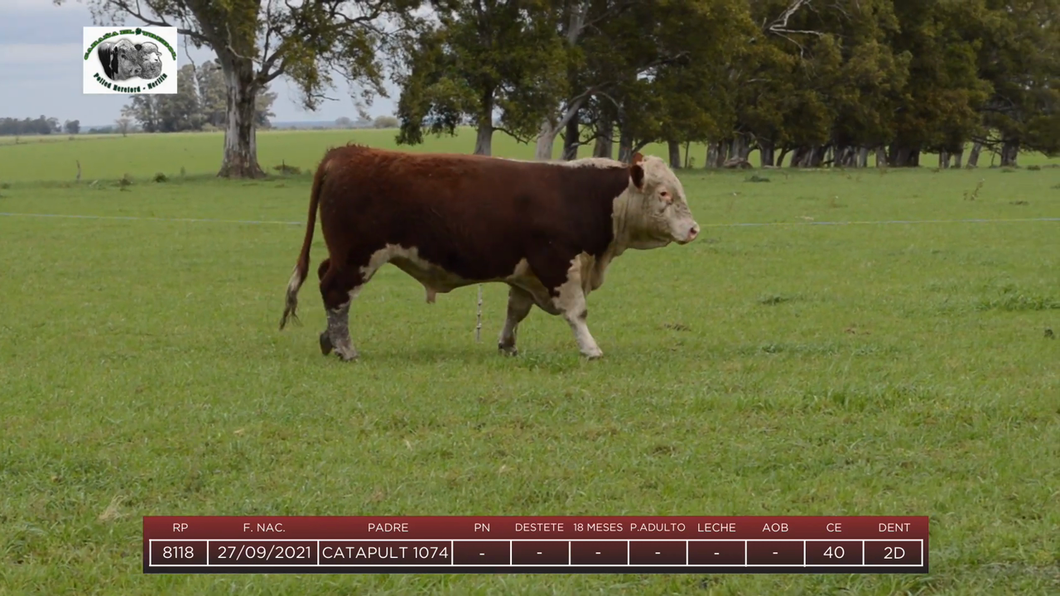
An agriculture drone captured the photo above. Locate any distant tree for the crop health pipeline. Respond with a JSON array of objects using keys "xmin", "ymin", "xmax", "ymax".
[
  {"xmin": 63, "ymin": 119, "xmax": 81, "ymax": 134},
  {"xmin": 335, "ymin": 116, "xmax": 354, "ymax": 129},
  {"xmin": 122, "ymin": 96, "xmax": 160, "ymax": 133},
  {"xmin": 373, "ymin": 115, "xmax": 399, "ymax": 128},
  {"xmin": 115, "ymin": 117, "xmax": 132, "ymax": 137},
  {"xmin": 196, "ymin": 60, "xmax": 227, "ymax": 129},
  {"xmin": 255, "ymin": 89, "xmax": 277, "ymax": 129}
]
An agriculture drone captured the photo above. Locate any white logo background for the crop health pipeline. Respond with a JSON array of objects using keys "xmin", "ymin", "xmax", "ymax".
[{"xmin": 83, "ymin": 26, "xmax": 178, "ymax": 95}]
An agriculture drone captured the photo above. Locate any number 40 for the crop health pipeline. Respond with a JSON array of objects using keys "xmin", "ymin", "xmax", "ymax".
[{"xmin": 823, "ymin": 546, "xmax": 846, "ymax": 559}]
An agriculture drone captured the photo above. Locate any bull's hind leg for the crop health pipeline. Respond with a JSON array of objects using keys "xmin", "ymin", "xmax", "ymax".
[
  {"xmin": 498, "ymin": 286, "xmax": 534, "ymax": 356},
  {"xmin": 316, "ymin": 259, "xmax": 335, "ymax": 355},
  {"xmin": 318, "ymin": 259, "xmax": 366, "ymax": 362}
]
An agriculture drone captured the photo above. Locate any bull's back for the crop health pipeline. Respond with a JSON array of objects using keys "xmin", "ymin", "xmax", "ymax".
[{"xmin": 315, "ymin": 148, "xmax": 566, "ymax": 280}]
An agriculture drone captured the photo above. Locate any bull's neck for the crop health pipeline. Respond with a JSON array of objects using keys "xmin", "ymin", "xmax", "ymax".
[{"xmin": 608, "ymin": 191, "xmax": 634, "ymax": 258}]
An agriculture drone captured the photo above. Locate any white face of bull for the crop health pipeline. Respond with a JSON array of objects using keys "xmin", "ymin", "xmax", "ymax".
[
  {"xmin": 620, "ymin": 155, "xmax": 699, "ymax": 249},
  {"xmin": 139, "ymin": 43, "xmax": 163, "ymax": 79}
]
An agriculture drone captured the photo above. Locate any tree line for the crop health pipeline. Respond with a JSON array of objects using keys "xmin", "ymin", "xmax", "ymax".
[
  {"xmin": 397, "ymin": 0, "xmax": 1060, "ymax": 169},
  {"xmin": 0, "ymin": 116, "xmax": 82, "ymax": 137},
  {"xmin": 59, "ymin": 0, "xmax": 1059, "ymax": 176}
]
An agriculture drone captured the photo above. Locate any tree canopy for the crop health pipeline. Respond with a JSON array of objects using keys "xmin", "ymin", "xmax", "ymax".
[{"xmin": 393, "ymin": 0, "xmax": 1060, "ymax": 167}]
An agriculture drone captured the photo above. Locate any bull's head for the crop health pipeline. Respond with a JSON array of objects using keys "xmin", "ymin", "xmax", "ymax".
[
  {"xmin": 112, "ymin": 39, "xmax": 142, "ymax": 79},
  {"xmin": 623, "ymin": 153, "xmax": 699, "ymax": 248},
  {"xmin": 137, "ymin": 42, "xmax": 163, "ymax": 79}
]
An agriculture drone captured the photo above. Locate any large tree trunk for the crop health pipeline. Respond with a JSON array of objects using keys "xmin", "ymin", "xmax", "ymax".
[
  {"xmin": 939, "ymin": 150, "xmax": 949, "ymax": 169},
  {"xmin": 759, "ymin": 139, "xmax": 775, "ymax": 167},
  {"xmin": 812, "ymin": 146, "xmax": 828, "ymax": 167},
  {"xmin": 705, "ymin": 142, "xmax": 720, "ymax": 168},
  {"xmin": 593, "ymin": 116, "xmax": 613, "ymax": 158},
  {"xmin": 474, "ymin": 121, "xmax": 492, "ymax": 156},
  {"xmin": 967, "ymin": 141, "xmax": 983, "ymax": 167},
  {"xmin": 857, "ymin": 147, "xmax": 869, "ymax": 168},
  {"xmin": 535, "ymin": 96, "xmax": 589, "ymax": 161},
  {"xmin": 1000, "ymin": 137, "xmax": 1019, "ymax": 167},
  {"xmin": 217, "ymin": 55, "xmax": 264, "ymax": 178},
  {"xmin": 473, "ymin": 93, "xmax": 494, "ymax": 156},
  {"xmin": 875, "ymin": 146, "xmax": 887, "ymax": 167},
  {"xmin": 731, "ymin": 134, "xmax": 752, "ymax": 162},
  {"xmin": 887, "ymin": 144, "xmax": 919, "ymax": 168},
  {"xmin": 561, "ymin": 112, "xmax": 580, "ymax": 160},
  {"xmin": 952, "ymin": 149, "xmax": 963, "ymax": 169},
  {"xmin": 833, "ymin": 145, "xmax": 856, "ymax": 167},
  {"xmin": 535, "ymin": 119, "xmax": 559, "ymax": 160},
  {"xmin": 667, "ymin": 140, "xmax": 681, "ymax": 169},
  {"xmin": 617, "ymin": 125, "xmax": 634, "ymax": 163},
  {"xmin": 776, "ymin": 147, "xmax": 790, "ymax": 168},
  {"xmin": 790, "ymin": 145, "xmax": 826, "ymax": 167}
]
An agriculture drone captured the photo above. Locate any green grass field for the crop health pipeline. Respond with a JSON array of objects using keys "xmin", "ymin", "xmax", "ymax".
[{"xmin": 1, "ymin": 130, "xmax": 1058, "ymax": 595}]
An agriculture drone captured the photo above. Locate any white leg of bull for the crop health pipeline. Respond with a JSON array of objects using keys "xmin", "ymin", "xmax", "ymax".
[
  {"xmin": 554, "ymin": 276, "xmax": 603, "ymax": 360},
  {"xmin": 498, "ymin": 286, "xmax": 534, "ymax": 356}
]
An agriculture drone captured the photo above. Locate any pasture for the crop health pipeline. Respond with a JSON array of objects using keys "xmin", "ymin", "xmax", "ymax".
[{"xmin": 1, "ymin": 130, "xmax": 1058, "ymax": 595}]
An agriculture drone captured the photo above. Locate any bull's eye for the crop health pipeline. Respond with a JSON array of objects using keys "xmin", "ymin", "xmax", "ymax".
[{"xmin": 659, "ymin": 190, "xmax": 672, "ymax": 203}]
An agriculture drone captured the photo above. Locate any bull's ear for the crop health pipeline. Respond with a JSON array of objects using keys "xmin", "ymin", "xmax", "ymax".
[
  {"xmin": 630, "ymin": 163, "xmax": 645, "ymax": 189},
  {"xmin": 631, "ymin": 152, "xmax": 644, "ymax": 165}
]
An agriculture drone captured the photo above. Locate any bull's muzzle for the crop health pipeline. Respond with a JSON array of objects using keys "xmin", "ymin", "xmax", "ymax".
[{"xmin": 677, "ymin": 223, "xmax": 700, "ymax": 244}]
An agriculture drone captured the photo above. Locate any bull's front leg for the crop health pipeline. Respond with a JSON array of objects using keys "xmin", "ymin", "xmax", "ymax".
[
  {"xmin": 554, "ymin": 275, "xmax": 603, "ymax": 360},
  {"xmin": 498, "ymin": 286, "xmax": 534, "ymax": 356}
]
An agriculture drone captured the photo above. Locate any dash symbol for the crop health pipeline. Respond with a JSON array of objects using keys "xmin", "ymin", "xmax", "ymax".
[
  {"xmin": 772, "ymin": 551, "xmax": 778, "ymax": 555},
  {"xmin": 595, "ymin": 551, "xmax": 601, "ymax": 555}
]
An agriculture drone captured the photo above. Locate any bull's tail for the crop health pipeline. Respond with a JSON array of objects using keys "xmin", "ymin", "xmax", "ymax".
[{"xmin": 279, "ymin": 159, "xmax": 327, "ymax": 330}]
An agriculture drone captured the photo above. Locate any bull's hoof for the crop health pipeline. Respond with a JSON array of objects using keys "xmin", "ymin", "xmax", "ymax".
[
  {"xmin": 319, "ymin": 332, "xmax": 333, "ymax": 355},
  {"xmin": 583, "ymin": 349, "xmax": 603, "ymax": 361},
  {"xmin": 498, "ymin": 343, "xmax": 518, "ymax": 356},
  {"xmin": 334, "ymin": 346, "xmax": 359, "ymax": 362}
]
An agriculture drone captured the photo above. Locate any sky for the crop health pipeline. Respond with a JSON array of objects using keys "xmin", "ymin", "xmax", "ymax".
[{"xmin": 0, "ymin": 0, "xmax": 399, "ymax": 127}]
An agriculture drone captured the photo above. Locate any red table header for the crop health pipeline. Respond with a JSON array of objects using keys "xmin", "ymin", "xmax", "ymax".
[{"xmin": 144, "ymin": 516, "xmax": 928, "ymax": 540}]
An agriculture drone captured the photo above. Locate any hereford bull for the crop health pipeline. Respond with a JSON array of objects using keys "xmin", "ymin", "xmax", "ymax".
[{"xmin": 279, "ymin": 145, "xmax": 699, "ymax": 360}]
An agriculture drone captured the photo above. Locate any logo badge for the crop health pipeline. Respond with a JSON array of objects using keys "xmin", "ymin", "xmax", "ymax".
[{"xmin": 83, "ymin": 26, "xmax": 178, "ymax": 94}]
